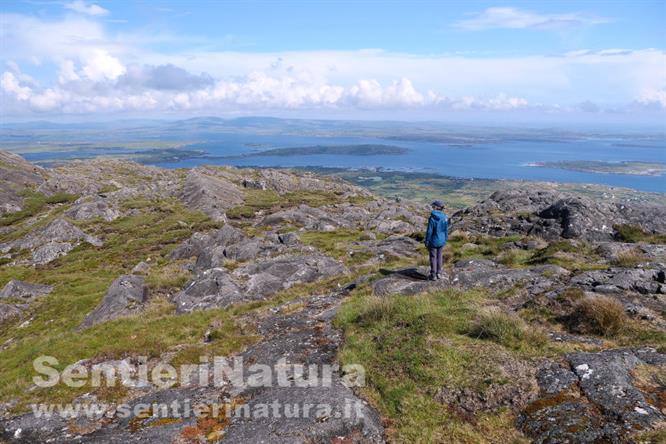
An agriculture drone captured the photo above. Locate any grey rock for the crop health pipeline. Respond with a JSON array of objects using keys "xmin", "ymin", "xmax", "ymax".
[
  {"xmin": 373, "ymin": 267, "xmax": 448, "ymax": 297},
  {"xmin": 173, "ymin": 268, "xmax": 244, "ymax": 313},
  {"xmin": 535, "ymin": 362, "xmax": 578, "ymax": 395},
  {"xmin": 65, "ymin": 198, "xmax": 120, "ymax": 222},
  {"xmin": 355, "ymin": 236, "xmax": 422, "ymax": 264},
  {"xmin": 567, "ymin": 348, "xmax": 664, "ymax": 430},
  {"xmin": 0, "ymin": 280, "xmax": 52, "ymax": 300},
  {"xmin": 239, "ymin": 254, "xmax": 348, "ymax": 298},
  {"xmin": 451, "ymin": 259, "xmax": 545, "ymax": 292},
  {"xmin": 31, "ymin": 241, "xmax": 74, "ymax": 265},
  {"xmin": 593, "ymin": 284, "xmax": 623, "ymax": 294},
  {"xmin": 0, "ymin": 150, "xmax": 46, "ymax": 216},
  {"xmin": 168, "ymin": 231, "xmax": 213, "ymax": 260},
  {"xmin": 261, "ymin": 205, "xmax": 347, "ymax": 230},
  {"xmin": 0, "ymin": 303, "xmax": 27, "ymax": 325},
  {"xmin": 521, "ymin": 348, "xmax": 666, "ymax": 443},
  {"xmin": 1, "ymin": 218, "xmax": 102, "ymax": 264},
  {"xmin": 79, "ymin": 275, "xmax": 148, "ymax": 329},
  {"xmin": 169, "ymin": 224, "xmax": 245, "ymax": 261},
  {"xmin": 241, "ymin": 178, "xmax": 267, "ymax": 190},
  {"xmin": 223, "ymin": 240, "xmax": 265, "ymax": 262},
  {"xmin": 178, "ymin": 168, "xmax": 244, "ymax": 221},
  {"xmin": 130, "ymin": 261, "xmax": 150, "ymax": 275},
  {"xmin": 278, "ymin": 231, "xmax": 300, "ymax": 246},
  {"xmin": 452, "ymin": 189, "xmax": 666, "ymax": 241},
  {"xmin": 571, "ymin": 267, "xmax": 664, "ymax": 295}
]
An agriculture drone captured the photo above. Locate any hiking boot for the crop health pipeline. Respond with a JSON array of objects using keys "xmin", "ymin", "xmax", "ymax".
[
  {"xmin": 436, "ymin": 273, "xmax": 442, "ymax": 280},
  {"xmin": 428, "ymin": 274, "xmax": 436, "ymax": 281}
]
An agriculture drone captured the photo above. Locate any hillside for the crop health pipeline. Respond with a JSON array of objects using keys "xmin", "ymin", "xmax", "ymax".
[{"xmin": 0, "ymin": 151, "xmax": 665, "ymax": 443}]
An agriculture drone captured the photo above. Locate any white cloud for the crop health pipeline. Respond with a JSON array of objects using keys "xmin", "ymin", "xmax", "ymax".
[
  {"xmin": 64, "ymin": 0, "xmax": 110, "ymax": 17},
  {"xmin": 0, "ymin": 12, "xmax": 663, "ymax": 117},
  {"xmin": 80, "ymin": 50, "xmax": 126, "ymax": 81},
  {"xmin": 1, "ymin": 72, "xmax": 32, "ymax": 101},
  {"xmin": 637, "ymin": 89, "xmax": 666, "ymax": 109},
  {"xmin": 455, "ymin": 7, "xmax": 610, "ymax": 31}
]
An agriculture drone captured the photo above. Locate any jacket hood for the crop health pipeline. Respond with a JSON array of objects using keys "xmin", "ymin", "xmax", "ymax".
[{"xmin": 430, "ymin": 210, "xmax": 445, "ymax": 220}]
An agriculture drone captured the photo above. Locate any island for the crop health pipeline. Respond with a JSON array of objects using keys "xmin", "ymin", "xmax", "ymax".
[{"xmin": 528, "ymin": 160, "xmax": 666, "ymax": 177}]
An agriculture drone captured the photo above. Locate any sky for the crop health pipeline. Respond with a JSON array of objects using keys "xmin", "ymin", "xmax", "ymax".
[{"xmin": 1, "ymin": 0, "xmax": 665, "ymax": 124}]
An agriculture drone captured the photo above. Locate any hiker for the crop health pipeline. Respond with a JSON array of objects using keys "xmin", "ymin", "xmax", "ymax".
[{"xmin": 425, "ymin": 200, "xmax": 448, "ymax": 280}]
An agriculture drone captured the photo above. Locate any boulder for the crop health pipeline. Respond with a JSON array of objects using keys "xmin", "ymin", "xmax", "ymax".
[
  {"xmin": 0, "ymin": 280, "xmax": 52, "ymax": 300},
  {"xmin": 261, "ymin": 205, "xmax": 346, "ymax": 230},
  {"xmin": 355, "ymin": 236, "xmax": 422, "ymax": 263},
  {"xmin": 79, "ymin": 275, "xmax": 148, "ymax": 329},
  {"xmin": 277, "ymin": 232, "xmax": 300, "ymax": 246}
]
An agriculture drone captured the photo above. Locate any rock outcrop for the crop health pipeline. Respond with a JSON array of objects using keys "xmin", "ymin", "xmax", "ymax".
[
  {"xmin": 0, "ymin": 151, "xmax": 47, "ymax": 214},
  {"xmin": 79, "ymin": 275, "xmax": 148, "ymax": 329},
  {"xmin": 0, "ymin": 280, "xmax": 52, "ymax": 300},
  {"xmin": 65, "ymin": 197, "xmax": 121, "ymax": 222},
  {"xmin": 0, "ymin": 218, "xmax": 102, "ymax": 265},
  {"xmin": 453, "ymin": 190, "xmax": 666, "ymax": 241},
  {"xmin": 174, "ymin": 254, "xmax": 347, "ymax": 313},
  {"xmin": 521, "ymin": 348, "xmax": 666, "ymax": 443},
  {"xmin": 0, "ymin": 303, "xmax": 27, "ymax": 325},
  {"xmin": 178, "ymin": 168, "xmax": 244, "ymax": 221}
]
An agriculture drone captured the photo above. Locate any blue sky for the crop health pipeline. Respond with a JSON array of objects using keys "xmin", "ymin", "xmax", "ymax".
[{"xmin": 1, "ymin": 0, "xmax": 665, "ymax": 123}]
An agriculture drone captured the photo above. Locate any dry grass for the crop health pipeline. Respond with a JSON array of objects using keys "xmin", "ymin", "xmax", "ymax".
[
  {"xmin": 611, "ymin": 251, "xmax": 648, "ymax": 268},
  {"xmin": 569, "ymin": 295, "xmax": 628, "ymax": 337}
]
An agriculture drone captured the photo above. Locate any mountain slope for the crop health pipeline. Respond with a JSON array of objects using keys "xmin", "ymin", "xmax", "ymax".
[{"xmin": 0, "ymin": 151, "xmax": 664, "ymax": 443}]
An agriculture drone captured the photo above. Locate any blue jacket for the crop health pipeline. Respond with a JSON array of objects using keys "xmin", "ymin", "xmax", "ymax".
[{"xmin": 425, "ymin": 210, "xmax": 448, "ymax": 248}]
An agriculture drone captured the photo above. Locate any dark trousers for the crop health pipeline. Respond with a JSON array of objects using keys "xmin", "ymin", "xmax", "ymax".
[{"xmin": 428, "ymin": 246, "xmax": 443, "ymax": 276}]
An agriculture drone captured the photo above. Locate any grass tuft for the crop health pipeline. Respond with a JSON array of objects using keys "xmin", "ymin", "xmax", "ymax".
[
  {"xmin": 613, "ymin": 224, "xmax": 666, "ymax": 244},
  {"xmin": 568, "ymin": 295, "xmax": 627, "ymax": 337}
]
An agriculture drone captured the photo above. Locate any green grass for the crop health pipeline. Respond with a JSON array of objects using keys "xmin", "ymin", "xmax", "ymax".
[
  {"xmin": 335, "ymin": 287, "xmax": 557, "ymax": 442},
  {"xmin": 299, "ymin": 229, "xmax": 386, "ymax": 265},
  {"xmin": 0, "ymin": 190, "xmax": 77, "ymax": 227},
  {"xmin": 526, "ymin": 240, "xmax": 606, "ymax": 271},
  {"xmin": 443, "ymin": 233, "xmax": 524, "ymax": 265},
  {"xmin": 0, "ymin": 199, "xmax": 254, "ymax": 411},
  {"xmin": 613, "ymin": 224, "xmax": 666, "ymax": 244}
]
